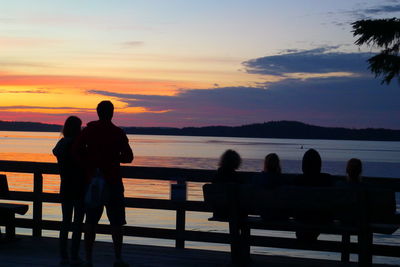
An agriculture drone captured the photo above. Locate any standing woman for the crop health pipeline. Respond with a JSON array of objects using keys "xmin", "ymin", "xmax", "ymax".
[{"xmin": 53, "ymin": 116, "xmax": 85, "ymax": 265}]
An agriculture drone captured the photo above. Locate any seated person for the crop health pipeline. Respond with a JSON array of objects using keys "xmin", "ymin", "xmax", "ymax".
[
  {"xmin": 210, "ymin": 150, "xmax": 242, "ymax": 220},
  {"xmin": 295, "ymin": 149, "xmax": 333, "ymax": 242},
  {"xmin": 252, "ymin": 153, "xmax": 289, "ymax": 220},
  {"xmin": 295, "ymin": 149, "xmax": 333, "ymax": 187},
  {"xmin": 252, "ymin": 153, "xmax": 282, "ymax": 188},
  {"xmin": 344, "ymin": 158, "xmax": 395, "ymax": 223},
  {"xmin": 212, "ymin": 149, "xmax": 242, "ymax": 184},
  {"xmin": 346, "ymin": 158, "xmax": 362, "ymax": 184}
]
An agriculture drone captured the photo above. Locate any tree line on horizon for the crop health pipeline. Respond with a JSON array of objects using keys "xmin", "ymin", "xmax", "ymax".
[{"xmin": 0, "ymin": 120, "xmax": 399, "ymax": 141}]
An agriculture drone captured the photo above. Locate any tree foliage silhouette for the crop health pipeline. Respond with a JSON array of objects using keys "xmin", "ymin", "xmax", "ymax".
[{"xmin": 352, "ymin": 18, "xmax": 400, "ymax": 85}]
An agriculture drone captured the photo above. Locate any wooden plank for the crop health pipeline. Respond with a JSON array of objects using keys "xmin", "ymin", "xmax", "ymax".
[
  {"xmin": 0, "ymin": 160, "xmax": 399, "ymax": 189},
  {"xmin": 8, "ymin": 191, "xmax": 33, "ymax": 201},
  {"xmin": 12, "ymin": 218, "xmax": 400, "ymax": 258},
  {"xmin": 3, "ymin": 235, "xmax": 384, "ymax": 267},
  {"xmin": 0, "ymin": 161, "xmax": 59, "ymax": 175},
  {"xmin": 0, "ymin": 203, "xmax": 28, "ymax": 215},
  {"xmin": 120, "ymin": 166, "xmax": 215, "ymax": 182},
  {"xmin": 8, "ymin": 191, "xmax": 210, "ymax": 212}
]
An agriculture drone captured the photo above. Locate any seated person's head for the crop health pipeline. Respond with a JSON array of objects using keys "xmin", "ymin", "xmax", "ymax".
[
  {"xmin": 346, "ymin": 158, "xmax": 362, "ymax": 183},
  {"xmin": 264, "ymin": 153, "xmax": 281, "ymax": 174},
  {"xmin": 97, "ymin": 100, "xmax": 114, "ymax": 121},
  {"xmin": 219, "ymin": 149, "xmax": 241, "ymax": 171},
  {"xmin": 302, "ymin": 149, "xmax": 321, "ymax": 175}
]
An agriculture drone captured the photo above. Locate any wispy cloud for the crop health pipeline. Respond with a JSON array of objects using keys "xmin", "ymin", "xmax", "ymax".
[
  {"xmin": 121, "ymin": 41, "xmax": 144, "ymax": 47},
  {"xmin": 342, "ymin": 0, "xmax": 400, "ymax": 20},
  {"xmin": 5, "ymin": 90, "xmax": 50, "ymax": 94},
  {"xmin": 0, "ymin": 60, "xmax": 51, "ymax": 68},
  {"xmin": 362, "ymin": 4, "xmax": 400, "ymax": 15},
  {"xmin": 0, "ymin": 105, "xmax": 78, "ymax": 110},
  {"xmin": 329, "ymin": 1, "xmax": 400, "ymax": 28}
]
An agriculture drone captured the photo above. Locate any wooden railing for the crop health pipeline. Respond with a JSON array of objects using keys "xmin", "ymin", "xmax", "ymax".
[{"xmin": 0, "ymin": 160, "xmax": 399, "ymax": 258}]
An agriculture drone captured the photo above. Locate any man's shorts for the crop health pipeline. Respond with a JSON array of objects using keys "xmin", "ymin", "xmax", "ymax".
[{"xmin": 85, "ymin": 181, "xmax": 126, "ymax": 226}]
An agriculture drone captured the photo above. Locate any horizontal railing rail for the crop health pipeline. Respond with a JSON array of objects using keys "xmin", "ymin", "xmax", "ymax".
[
  {"xmin": 0, "ymin": 160, "xmax": 399, "ymax": 258},
  {"xmin": 1, "ymin": 160, "xmax": 400, "ymax": 188}
]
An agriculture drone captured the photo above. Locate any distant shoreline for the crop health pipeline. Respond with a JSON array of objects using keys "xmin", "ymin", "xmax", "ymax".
[{"xmin": 1, "ymin": 120, "xmax": 400, "ymax": 141}]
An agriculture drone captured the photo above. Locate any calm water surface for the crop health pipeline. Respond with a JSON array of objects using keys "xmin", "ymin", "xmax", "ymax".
[{"xmin": 0, "ymin": 131, "xmax": 399, "ymax": 264}]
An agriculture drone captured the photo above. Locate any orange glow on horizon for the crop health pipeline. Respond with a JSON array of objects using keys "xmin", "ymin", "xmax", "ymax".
[{"xmin": 0, "ymin": 73, "xmax": 203, "ymax": 96}]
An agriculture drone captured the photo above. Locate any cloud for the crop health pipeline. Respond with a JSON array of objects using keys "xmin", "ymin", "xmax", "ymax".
[
  {"xmin": 121, "ymin": 41, "xmax": 144, "ymax": 47},
  {"xmin": 329, "ymin": 1, "xmax": 400, "ymax": 28},
  {"xmin": 5, "ymin": 90, "xmax": 50, "ymax": 94},
  {"xmin": 0, "ymin": 60, "xmax": 50, "ymax": 68},
  {"xmin": 88, "ymin": 75, "xmax": 400, "ymax": 129},
  {"xmin": 0, "ymin": 105, "xmax": 87, "ymax": 110},
  {"xmin": 345, "ymin": 1, "xmax": 400, "ymax": 19},
  {"xmin": 243, "ymin": 47, "xmax": 372, "ymax": 76},
  {"xmin": 361, "ymin": 3, "xmax": 400, "ymax": 16}
]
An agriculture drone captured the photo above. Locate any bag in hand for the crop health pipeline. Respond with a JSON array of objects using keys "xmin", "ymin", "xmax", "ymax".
[{"xmin": 85, "ymin": 169, "xmax": 106, "ymax": 208}]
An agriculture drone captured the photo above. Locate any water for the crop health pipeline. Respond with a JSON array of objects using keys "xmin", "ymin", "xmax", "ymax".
[
  {"xmin": 0, "ymin": 131, "xmax": 400, "ymax": 264},
  {"xmin": 1, "ymin": 131, "xmax": 400, "ymax": 175}
]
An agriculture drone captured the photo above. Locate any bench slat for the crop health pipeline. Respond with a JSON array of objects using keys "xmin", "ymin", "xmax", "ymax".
[{"xmin": 0, "ymin": 203, "xmax": 29, "ymax": 215}]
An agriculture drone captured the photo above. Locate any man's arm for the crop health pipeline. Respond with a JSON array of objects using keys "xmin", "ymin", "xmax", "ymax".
[{"xmin": 120, "ymin": 132, "xmax": 134, "ymax": 163}]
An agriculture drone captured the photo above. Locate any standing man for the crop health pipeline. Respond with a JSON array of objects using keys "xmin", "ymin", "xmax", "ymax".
[{"xmin": 75, "ymin": 100, "xmax": 133, "ymax": 267}]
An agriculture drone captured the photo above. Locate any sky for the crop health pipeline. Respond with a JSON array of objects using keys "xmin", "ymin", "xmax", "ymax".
[{"xmin": 1, "ymin": 0, "xmax": 399, "ymax": 129}]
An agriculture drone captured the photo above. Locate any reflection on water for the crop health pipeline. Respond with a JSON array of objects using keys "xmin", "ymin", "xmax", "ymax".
[{"xmin": 1, "ymin": 131, "xmax": 400, "ymax": 176}]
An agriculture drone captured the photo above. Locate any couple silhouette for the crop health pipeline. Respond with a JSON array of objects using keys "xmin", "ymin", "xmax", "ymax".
[{"xmin": 53, "ymin": 101, "xmax": 133, "ymax": 267}]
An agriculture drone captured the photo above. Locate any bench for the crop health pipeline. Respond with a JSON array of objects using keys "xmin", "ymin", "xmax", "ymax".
[
  {"xmin": 203, "ymin": 183, "xmax": 399, "ymax": 267},
  {"xmin": 0, "ymin": 174, "xmax": 29, "ymax": 240}
]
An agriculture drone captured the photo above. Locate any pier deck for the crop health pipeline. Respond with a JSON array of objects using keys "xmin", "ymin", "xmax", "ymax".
[
  {"xmin": 0, "ymin": 235, "xmax": 396, "ymax": 267},
  {"xmin": 0, "ymin": 161, "xmax": 399, "ymax": 266}
]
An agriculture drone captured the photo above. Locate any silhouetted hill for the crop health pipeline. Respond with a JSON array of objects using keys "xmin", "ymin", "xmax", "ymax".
[
  {"xmin": 123, "ymin": 121, "xmax": 400, "ymax": 141},
  {"xmin": 0, "ymin": 121, "xmax": 61, "ymax": 132},
  {"xmin": 0, "ymin": 120, "xmax": 399, "ymax": 141}
]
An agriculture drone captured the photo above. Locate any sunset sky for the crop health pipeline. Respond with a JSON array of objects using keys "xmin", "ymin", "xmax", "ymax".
[{"xmin": 1, "ymin": 0, "xmax": 400, "ymax": 128}]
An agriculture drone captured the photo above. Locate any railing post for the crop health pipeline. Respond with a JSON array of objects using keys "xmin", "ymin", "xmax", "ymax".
[
  {"xmin": 33, "ymin": 172, "xmax": 43, "ymax": 238},
  {"xmin": 171, "ymin": 179, "xmax": 187, "ymax": 249},
  {"xmin": 341, "ymin": 233, "xmax": 350, "ymax": 262}
]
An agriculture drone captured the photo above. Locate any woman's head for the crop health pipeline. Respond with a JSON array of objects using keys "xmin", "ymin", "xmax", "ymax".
[
  {"xmin": 62, "ymin": 116, "xmax": 82, "ymax": 138},
  {"xmin": 302, "ymin": 148, "xmax": 321, "ymax": 175},
  {"xmin": 219, "ymin": 149, "xmax": 241, "ymax": 171},
  {"xmin": 346, "ymin": 158, "xmax": 362, "ymax": 183},
  {"xmin": 264, "ymin": 153, "xmax": 281, "ymax": 174}
]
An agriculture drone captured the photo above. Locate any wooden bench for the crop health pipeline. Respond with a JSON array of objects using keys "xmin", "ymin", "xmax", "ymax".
[
  {"xmin": 0, "ymin": 174, "xmax": 29, "ymax": 240},
  {"xmin": 203, "ymin": 183, "xmax": 399, "ymax": 267}
]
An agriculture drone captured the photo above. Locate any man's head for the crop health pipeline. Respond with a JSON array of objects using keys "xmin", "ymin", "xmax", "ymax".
[{"xmin": 97, "ymin": 100, "xmax": 114, "ymax": 121}]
